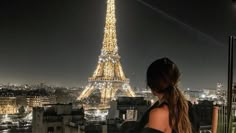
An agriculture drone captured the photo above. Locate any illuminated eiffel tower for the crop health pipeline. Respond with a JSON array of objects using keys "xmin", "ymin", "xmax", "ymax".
[{"xmin": 78, "ymin": 0, "xmax": 135, "ymax": 106}]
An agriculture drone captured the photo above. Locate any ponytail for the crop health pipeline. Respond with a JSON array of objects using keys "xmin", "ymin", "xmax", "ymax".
[{"xmin": 164, "ymin": 86, "xmax": 192, "ymax": 133}]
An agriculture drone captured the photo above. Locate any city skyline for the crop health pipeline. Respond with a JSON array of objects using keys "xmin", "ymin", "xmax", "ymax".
[{"xmin": 0, "ymin": 0, "xmax": 235, "ymax": 89}]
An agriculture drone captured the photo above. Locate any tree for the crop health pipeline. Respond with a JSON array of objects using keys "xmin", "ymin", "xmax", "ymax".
[{"xmin": 18, "ymin": 106, "xmax": 25, "ymax": 114}]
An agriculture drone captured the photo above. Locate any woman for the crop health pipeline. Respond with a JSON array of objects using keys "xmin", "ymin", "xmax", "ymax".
[{"xmin": 140, "ymin": 58, "xmax": 194, "ymax": 133}]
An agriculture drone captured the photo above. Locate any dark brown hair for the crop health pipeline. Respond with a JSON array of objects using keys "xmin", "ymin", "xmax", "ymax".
[{"xmin": 147, "ymin": 57, "xmax": 192, "ymax": 133}]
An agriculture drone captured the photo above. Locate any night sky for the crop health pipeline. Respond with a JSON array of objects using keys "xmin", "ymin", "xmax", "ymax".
[{"xmin": 0, "ymin": 0, "xmax": 235, "ymax": 89}]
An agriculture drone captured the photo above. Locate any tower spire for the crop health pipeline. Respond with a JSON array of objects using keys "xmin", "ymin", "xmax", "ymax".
[{"xmin": 101, "ymin": 0, "xmax": 118, "ymax": 55}]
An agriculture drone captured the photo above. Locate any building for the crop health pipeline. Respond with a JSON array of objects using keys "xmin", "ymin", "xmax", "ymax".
[
  {"xmin": 107, "ymin": 97, "xmax": 151, "ymax": 133},
  {"xmin": 108, "ymin": 97, "xmax": 151, "ymax": 121},
  {"xmin": 27, "ymin": 95, "xmax": 56, "ymax": 112},
  {"xmin": 0, "ymin": 97, "xmax": 17, "ymax": 114},
  {"xmin": 0, "ymin": 88, "xmax": 57, "ymax": 113},
  {"xmin": 0, "ymin": 88, "xmax": 18, "ymax": 114},
  {"xmin": 32, "ymin": 103, "xmax": 85, "ymax": 133}
]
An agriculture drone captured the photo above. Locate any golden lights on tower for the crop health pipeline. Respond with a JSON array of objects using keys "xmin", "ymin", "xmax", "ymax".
[{"xmin": 78, "ymin": 0, "xmax": 135, "ymax": 107}]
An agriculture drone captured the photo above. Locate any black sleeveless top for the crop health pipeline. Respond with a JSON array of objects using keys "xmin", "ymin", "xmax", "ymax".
[{"xmin": 133, "ymin": 100, "xmax": 200, "ymax": 133}]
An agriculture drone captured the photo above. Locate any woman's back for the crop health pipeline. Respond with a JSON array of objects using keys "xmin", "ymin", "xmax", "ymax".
[
  {"xmin": 146, "ymin": 102, "xmax": 173, "ymax": 133},
  {"xmin": 136, "ymin": 101, "xmax": 176, "ymax": 133},
  {"xmin": 135, "ymin": 100, "xmax": 199, "ymax": 133}
]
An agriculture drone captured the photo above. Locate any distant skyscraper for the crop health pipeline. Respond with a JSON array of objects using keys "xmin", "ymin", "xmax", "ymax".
[{"xmin": 78, "ymin": 0, "xmax": 135, "ymax": 106}]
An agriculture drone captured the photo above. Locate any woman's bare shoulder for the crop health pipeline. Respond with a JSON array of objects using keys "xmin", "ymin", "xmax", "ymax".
[{"xmin": 147, "ymin": 105, "xmax": 169, "ymax": 132}]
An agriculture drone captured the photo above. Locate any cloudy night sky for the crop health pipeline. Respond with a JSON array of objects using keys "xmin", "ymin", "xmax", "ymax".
[{"xmin": 0, "ymin": 0, "xmax": 235, "ymax": 89}]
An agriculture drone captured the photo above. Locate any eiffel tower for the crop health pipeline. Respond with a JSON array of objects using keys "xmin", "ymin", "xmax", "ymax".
[{"xmin": 78, "ymin": 0, "xmax": 135, "ymax": 106}]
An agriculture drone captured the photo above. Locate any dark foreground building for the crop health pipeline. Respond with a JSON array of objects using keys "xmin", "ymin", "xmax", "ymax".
[{"xmin": 32, "ymin": 103, "xmax": 85, "ymax": 133}]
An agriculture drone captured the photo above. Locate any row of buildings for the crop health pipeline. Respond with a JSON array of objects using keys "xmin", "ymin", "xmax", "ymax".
[
  {"xmin": 0, "ymin": 88, "xmax": 56, "ymax": 114},
  {"xmin": 32, "ymin": 97, "xmax": 151, "ymax": 133}
]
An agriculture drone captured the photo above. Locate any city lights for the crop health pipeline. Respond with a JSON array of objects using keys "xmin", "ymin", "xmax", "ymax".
[{"xmin": 0, "ymin": 0, "xmax": 234, "ymax": 132}]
